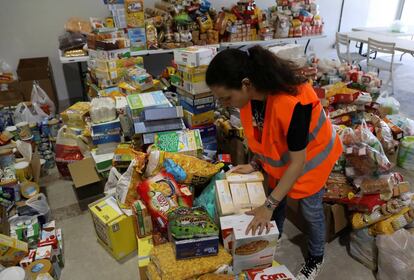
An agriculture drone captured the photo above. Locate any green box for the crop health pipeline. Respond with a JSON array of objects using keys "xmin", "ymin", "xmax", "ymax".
[
  {"xmin": 153, "ymin": 129, "xmax": 203, "ymax": 158},
  {"xmin": 126, "ymin": 91, "xmax": 171, "ymax": 118}
]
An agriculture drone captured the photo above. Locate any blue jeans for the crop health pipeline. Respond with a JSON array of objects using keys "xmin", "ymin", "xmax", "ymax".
[{"xmin": 272, "ymin": 188, "xmax": 326, "ymax": 257}]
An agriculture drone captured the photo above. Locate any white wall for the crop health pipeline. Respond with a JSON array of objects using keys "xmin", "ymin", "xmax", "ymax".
[{"xmin": 0, "ymin": 0, "xmax": 343, "ymax": 106}]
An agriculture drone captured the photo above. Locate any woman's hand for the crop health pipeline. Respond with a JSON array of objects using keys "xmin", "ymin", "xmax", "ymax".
[
  {"xmin": 228, "ymin": 164, "xmax": 255, "ymax": 174},
  {"xmin": 245, "ymin": 205, "xmax": 274, "ymax": 235}
]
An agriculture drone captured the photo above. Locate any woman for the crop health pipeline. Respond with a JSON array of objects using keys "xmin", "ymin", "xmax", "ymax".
[{"xmin": 206, "ymin": 46, "xmax": 342, "ymax": 280}]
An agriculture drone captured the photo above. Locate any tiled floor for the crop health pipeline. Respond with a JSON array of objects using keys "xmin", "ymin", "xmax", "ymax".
[{"xmin": 44, "ymin": 53, "xmax": 414, "ymax": 279}]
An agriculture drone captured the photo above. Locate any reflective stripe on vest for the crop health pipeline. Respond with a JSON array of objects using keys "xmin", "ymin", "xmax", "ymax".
[
  {"xmin": 254, "ymin": 108, "xmax": 328, "ymax": 168},
  {"xmin": 255, "ymin": 125, "xmax": 336, "ymax": 175}
]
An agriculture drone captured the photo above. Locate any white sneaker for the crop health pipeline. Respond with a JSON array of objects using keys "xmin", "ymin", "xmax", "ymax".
[{"xmin": 296, "ymin": 257, "xmax": 324, "ymax": 280}]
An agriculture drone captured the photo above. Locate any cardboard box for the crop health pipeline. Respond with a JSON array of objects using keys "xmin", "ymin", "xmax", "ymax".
[
  {"xmin": 230, "ymin": 183, "xmax": 251, "ymax": 211},
  {"xmin": 97, "ymin": 48, "xmax": 130, "ymax": 60},
  {"xmin": 91, "ymin": 131, "xmax": 121, "ymax": 146},
  {"xmin": 91, "ymin": 151, "xmax": 114, "ymax": 173},
  {"xmin": 127, "ymin": 91, "xmax": 171, "ymax": 118},
  {"xmin": 0, "ymin": 233, "xmax": 28, "ymax": 266},
  {"xmin": 128, "ymin": 27, "xmax": 146, "ymax": 51},
  {"xmin": 152, "ymin": 129, "xmax": 203, "ymax": 157},
  {"xmin": 182, "ymin": 80, "xmax": 210, "ymax": 95},
  {"xmin": 173, "ymin": 236, "xmax": 219, "ymax": 260},
  {"xmin": 0, "ymin": 82, "xmax": 24, "ymax": 106},
  {"xmin": 232, "ymin": 215, "xmax": 279, "ymax": 274},
  {"xmin": 174, "ymin": 46, "xmax": 216, "ymax": 67},
  {"xmin": 132, "ymin": 200, "xmax": 153, "ymax": 238},
  {"xmin": 133, "ymin": 118, "xmax": 186, "ymax": 134},
  {"xmin": 68, "ymin": 158, "xmax": 104, "ymax": 201},
  {"xmin": 89, "ymin": 196, "xmax": 137, "ymax": 260},
  {"xmin": 96, "ymin": 59, "xmax": 117, "ymax": 71},
  {"xmin": 17, "ymin": 57, "xmax": 50, "ymax": 81},
  {"xmin": 226, "ymin": 172, "xmax": 264, "ymax": 183},
  {"xmin": 183, "ymin": 110, "xmax": 215, "ymax": 127},
  {"xmin": 286, "ymin": 198, "xmax": 349, "ymax": 242},
  {"xmin": 142, "ymin": 106, "xmax": 183, "ymax": 121},
  {"xmin": 216, "ymin": 180, "xmax": 235, "ymax": 216},
  {"xmin": 179, "ymin": 99, "xmax": 215, "ymax": 115},
  {"xmin": 35, "ymin": 245, "xmax": 52, "ymax": 260},
  {"xmin": 177, "ymin": 89, "xmax": 214, "ymax": 105},
  {"xmin": 246, "ymin": 265, "xmax": 296, "ymax": 280},
  {"xmin": 246, "ymin": 182, "xmax": 267, "ymax": 207},
  {"xmin": 91, "ymin": 118, "xmax": 121, "ymax": 134},
  {"xmin": 137, "ymin": 235, "xmax": 153, "ymax": 268}
]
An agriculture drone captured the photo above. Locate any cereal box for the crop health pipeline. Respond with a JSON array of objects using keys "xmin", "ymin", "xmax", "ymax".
[
  {"xmin": 0, "ymin": 233, "xmax": 28, "ymax": 266},
  {"xmin": 125, "ymin": 0, "xmax": 145, "ymax": 28},
  {"xmin": 246, "ymin": 265, "xmax": 296, "ymax": 280},
  {"xmin": 231, "ymin": 215, "xmax": 279, "ymax": 274}
]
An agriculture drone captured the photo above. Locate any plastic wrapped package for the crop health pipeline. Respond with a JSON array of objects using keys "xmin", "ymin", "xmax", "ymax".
[
  {"xmin": 377, "ymin": 95, "xmax": 400, "ymax": 115},
  {"xmin": 369, "ymin": 114, "xmax": 396, "ymax": 154},
  {"xmin": 377, "ymin": 229, "xmax": 414, "ymax": 280},
  {"xmin": 149, "ymin": 243, "xmax": 232, "ymax": 280},
  {"xmin": 90, "ymin": 97, "xmax": 116, "ymax": 124},
  {"xmin": 386, "ymin": 115, "xmax": 414, "ymax": 137},
  {"xmin": 55, "ymin": 126, "xmax": 88, "ymax": 179},
  {"xmin": 349, "ymin": 228, "xmax": 378, "ymax": 271},
  {"xmin": 137, "ymin": 171, "xmax": 193, "ymax": 231},
  {"xmin": 353, "ymin": 173, "xmax": 403, "ymax": 195},
  {"xmin": 168, "ymin": 207, "xmax": 219, "ymax": 240},
  {"xmin": 339, "ymin": 127, "xmax": 358, "ymax": 146},
  {"xmin": 64, "ymin": 17, "xmax": 92, "ymax": 33},
  {"xmin": 359, "ymin": 120, "xmax": 384, "ymax": 154},
  {"xmin": 104, "ymin": 167, "xmax": 121, "ymax": 196},
  {"xmin": 397, "ymin": 136, "xmax": 414, "ymax": 170},
  {"xmin": 194, "ymin": 173, "xmax": 225, "ymax": 220},
  {"xmin": 345, "ymin": 143, "xmax": 391, "ymax": 177},
  {"xmin": 58, "ymin": 32, "xmax": 87, "ymax": 52},
  {"xmin": 324, "ymin": 172, "xmax": 355, "ymax": 200},
  {"xmin": 369, "ymin": 207, "xmax": 414, "ymax": 236},
  {"xmin": 61, "ymin": 102, "xmax": 90, "ymax": 129},
  {"xmin": 145, "ymin": 151, "xmax": 223, "ymax": 186}
]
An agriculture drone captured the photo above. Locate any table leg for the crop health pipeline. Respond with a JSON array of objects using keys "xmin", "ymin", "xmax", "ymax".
[
  {"xmin": 77, "ymin": 61, "xmax": 87, "ymax": 101},
  {"xmin": 304, "ymin": 39, "xmax": 311, "ymax": 54}
]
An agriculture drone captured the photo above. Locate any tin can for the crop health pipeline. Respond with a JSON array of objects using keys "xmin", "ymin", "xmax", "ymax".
[
  {"xmin": 41, "ymin": 118, "xmax": 50, "ymax": 137},
  {"xmin": 44, "ymin": 153, "xmax": 55, "ymax": 169},
  {"xmin": 30, "ymin": 123, "xmax": 41, "ymax": 143},
  {"xmin": 48, "ymin": 118, "xmax": 59, "ymax": 139},
  {"xmin": 5, "ymin": 126, "xmax": 19, "ymax": 141}
]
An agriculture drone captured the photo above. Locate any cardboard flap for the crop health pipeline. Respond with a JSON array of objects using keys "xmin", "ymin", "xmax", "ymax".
[
  {"xmin": 331, "ymin": 204, "xmax": 348, "ymax": 233},
  {"xmin": 68, "ymin": 158, "xmax": 100, "ymax": 188}
]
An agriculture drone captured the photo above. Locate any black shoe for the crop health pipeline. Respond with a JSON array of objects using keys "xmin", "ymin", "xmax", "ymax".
[{"xmin": 296, "ymin": 256, "xmax": 324, "ymax": 280}]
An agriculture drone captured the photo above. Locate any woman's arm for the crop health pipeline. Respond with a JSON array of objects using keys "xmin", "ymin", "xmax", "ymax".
[{"xmin": 269, "ymin": 149, "xmax": 306, "ymax": 202}]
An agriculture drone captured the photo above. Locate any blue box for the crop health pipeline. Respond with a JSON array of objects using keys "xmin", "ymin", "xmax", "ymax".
[
  {"xmin": 142, "ymin": 106, "xmax": 184, "ymax": 121},
  {"xmin": 92, "ymin": 132, "xmax": 121, "ymax": 145},
  {"xmin": 173, "ymin": 236, "xmax": 219, "ymax": 260},
  {"xmin": 197, "ymin": 124, "xmax": 217, "ymax": 139},
  {"xmin": 179, "ymin": 98, "xmax": 215, "ymax": 115},
  {"xmin": 134, "ymin": 119, "xmax": 186, "ymax": 134},
  {"xmin": 128, "ymin": 28, "xmax": 146, "ymax": 51},
  {"xmin": 91, "ymin": 119, "xmax": 121, "ymax": 134}
]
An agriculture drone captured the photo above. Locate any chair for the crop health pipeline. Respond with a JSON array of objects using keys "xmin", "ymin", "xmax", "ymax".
[
  {"xmin": 335, "ymin": 33, "xmax": 366, "ymax": 65},
  {"xmin": 367, "ymin": 38, "xmax": 396, "ymax": 95}
]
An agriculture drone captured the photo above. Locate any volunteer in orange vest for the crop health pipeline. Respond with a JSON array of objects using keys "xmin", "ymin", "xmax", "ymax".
[{"xmin": 206, "ymin": 46, "xmax": 342, "ymax": 280}]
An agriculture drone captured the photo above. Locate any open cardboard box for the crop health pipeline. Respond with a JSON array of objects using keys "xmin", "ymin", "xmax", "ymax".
[
  {"xmin": 68, "ymin": 158, "xmax": 105, "ymax": 205},
  {"xmin": 286, "ymin": 197, "xmax": 349, "ymax": 242}
]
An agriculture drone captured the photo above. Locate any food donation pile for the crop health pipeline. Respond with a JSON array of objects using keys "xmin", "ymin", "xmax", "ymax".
[
  {"xmin": 60, "ymin": 0, "xmax": 324, "ymax": 58},
  {"xmin": 0, "ymin": 78, "xmax": 65, "ymax": 279},
  {"xmin": 309, "ymin": 57, "xmax": 414, "ymax": 277}
]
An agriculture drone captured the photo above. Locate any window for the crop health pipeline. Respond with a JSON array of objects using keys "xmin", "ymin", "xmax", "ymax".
[
  {"xmin": 401, "ymin": 0, "xmax": 414, "ymax": 25},
  {"xmin": 365, "ymin": 0, "xmax": 400, "ymax": 27}
]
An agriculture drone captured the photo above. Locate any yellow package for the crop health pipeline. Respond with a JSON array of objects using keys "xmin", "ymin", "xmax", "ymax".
[
  {"xmin": 145, "ymin": 150, "xmax": 223, "ymax": 186},
  {"xmin": 369, "ymin": 207, "xmax": 413, "ymax": 235},
  {"xmin": 150, "ymin": 243, "xmax": 232, "ymax": 280},
  {"xmin": 125, "ymin": 0, "xmax": 145, "ymax": 28},
  {"xmin": 148, "ymin": 262, "xmax": 162, "ymax": 280},
  {"xmin": 61, "ymin": 102, "xmax": 90, "ymax": 129}
]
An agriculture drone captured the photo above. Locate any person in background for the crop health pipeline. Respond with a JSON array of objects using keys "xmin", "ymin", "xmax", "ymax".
[{"xmin": 206, "ymin": 45, "xmax": 342, "ymax": 280}]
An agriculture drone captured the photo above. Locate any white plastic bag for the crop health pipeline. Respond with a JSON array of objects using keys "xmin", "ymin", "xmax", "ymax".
[
  {"xmin": 90, "ymin": 97, "xmax": 116, "ymax": 124},
  {"xmin": 397, "ymin": 136, "xmax": 414, "ymax": 170},
  {"xmin": 104, "ymin": 167, "xmax": 122, "ymax": 196},
  {"xmin": 14, "ymin": 102, "xmax": 48, "ymax": 124},
  {"xmin": 387, "ymin": 115, "xmax": 414, "ymax": 136},
  {"xmin": 377, "ymin": 95, "xmax": 400, "ymax": 115},
  {"xmin": 349, "ymin": 228, "xmax": 378, "ymax": 271},
  {"xmin": 26, "ymin": 193, "xmax": 51, "ymax": 223},
  {"xmin": 377, "ymin": 229, "xmax": 414, "ymax": 280},
  {"xmin": 31, "ymin": 82, "xmax": 56, "ymax": 116},
  {"xmin": 115, "ymin": 160, "xmax": 135, "ymax": 204}
]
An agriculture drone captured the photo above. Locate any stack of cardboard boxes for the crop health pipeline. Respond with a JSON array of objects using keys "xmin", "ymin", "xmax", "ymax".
[
  {"xmin": 216, "ymin": 171, "xmax": 280, "ymax": 273},
  {"xmin": 172, "ymin": 47, "xmax": 218, "ymax": 158}
]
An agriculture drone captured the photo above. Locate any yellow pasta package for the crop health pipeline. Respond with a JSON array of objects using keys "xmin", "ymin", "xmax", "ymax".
[
  {"xmin": 125, "ymin": 0, "xmax": 145, "ymax": 28},
  {"xmin": 145, "ymin": 151, "xmax": 223, "ymax": 186},
  {"xmin": 150, "ymin": 243, "xmax": 232, "ymax": 280},
  {"xmin": 369, "ymin": 207, "xmax": 414, "ymax": 235}
]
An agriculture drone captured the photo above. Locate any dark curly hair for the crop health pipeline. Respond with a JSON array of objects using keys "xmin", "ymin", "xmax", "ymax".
[{"xmin": 206, "ymin": 45, "xmax": 305, "ymax": 95}]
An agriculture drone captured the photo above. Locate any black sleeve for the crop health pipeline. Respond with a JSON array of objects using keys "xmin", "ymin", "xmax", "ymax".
[{"xmin": 287, "ymin": 103, "xmax": 312, "ymax": 151}]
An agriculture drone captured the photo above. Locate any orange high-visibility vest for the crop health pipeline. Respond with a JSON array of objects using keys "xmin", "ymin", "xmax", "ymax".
[{"xmin": 240, "ymin": 83, "xmax": 343, "ymax": 199}]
